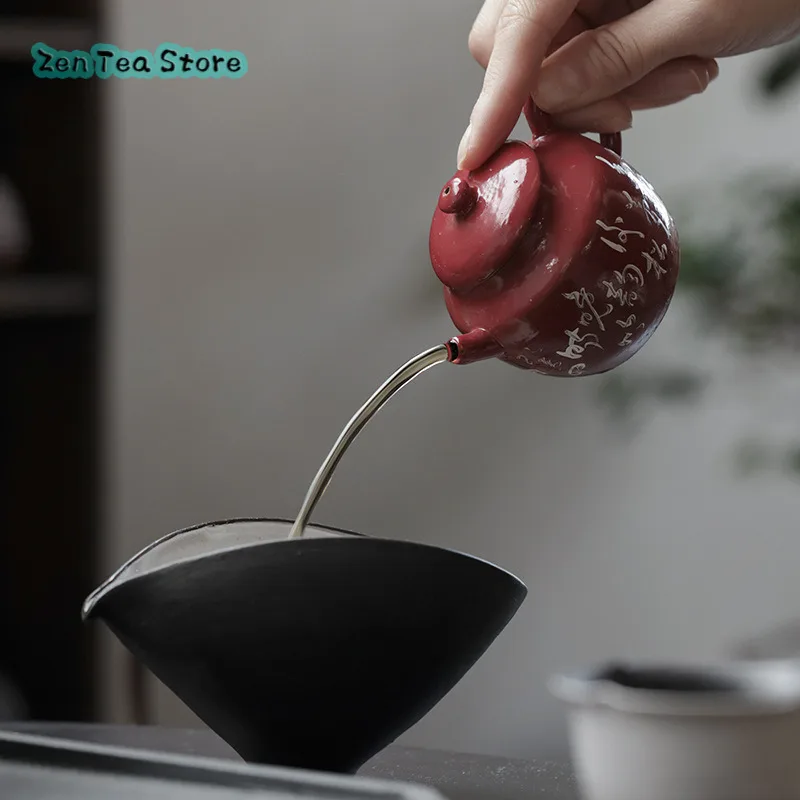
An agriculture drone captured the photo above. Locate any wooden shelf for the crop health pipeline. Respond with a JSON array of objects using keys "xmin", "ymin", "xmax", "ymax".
[
  {"xmin": 0, "ymin": 19, "xmax": 95, "ymax": 59},
  {"xmin": 0, "ymin": 275, "xmax": 94, "ymax": 318}
]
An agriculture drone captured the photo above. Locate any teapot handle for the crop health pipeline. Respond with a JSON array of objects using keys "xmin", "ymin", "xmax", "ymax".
[{"xmin": 523, "ymin": 98, "xmax": 622, "ymax": 158}]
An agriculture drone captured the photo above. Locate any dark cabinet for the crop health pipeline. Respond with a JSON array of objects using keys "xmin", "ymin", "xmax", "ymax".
[{"xmin": 0, "ymin": 4, "xmax": 101, "ymax": 722}]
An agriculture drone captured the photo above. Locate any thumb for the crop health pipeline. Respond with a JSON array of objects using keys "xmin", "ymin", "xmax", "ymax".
[{"xmin": 535, "ymin": 1, "xmax": 701, "ymax": 114}]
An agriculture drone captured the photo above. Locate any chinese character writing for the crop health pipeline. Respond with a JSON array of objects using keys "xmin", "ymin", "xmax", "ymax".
[
  {"xmin": 641, "ymin": 239, "xmax": 668, "ymax": 279},
  {"xmin": 563, "ymin": 287, "xmax": 613, "ymax": 331},
  {"xmin": 602, "ymin": 264, "xmax": 645, "ymax": 308},
  {"xmin": 536, "ymin": 357, "xmax": 563, "ymax": 371},
  {"xmin": 556, "ymin": 328, "xmax": 603, "ymax": 360},
  {"xmin": 616, "ymin": 314, "xmax": 636, "ymax": 328},
  {"xmin": 622, "ymin": 190, "xmax": 662, "ymax": 228},
  {"xmin": 596, "ymin": 218, "xmax": 645, "ymax": 253}
]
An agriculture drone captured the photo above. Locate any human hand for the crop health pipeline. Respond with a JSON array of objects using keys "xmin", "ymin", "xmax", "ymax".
[{"xmin": 459, "ymin": 0, "xmax": 800, "ymax": 169}]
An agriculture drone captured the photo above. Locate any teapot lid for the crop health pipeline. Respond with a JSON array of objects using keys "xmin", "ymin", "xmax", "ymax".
[{"xmin": 430, "ymin": 141, "xmax": 541, "ymax": 293}]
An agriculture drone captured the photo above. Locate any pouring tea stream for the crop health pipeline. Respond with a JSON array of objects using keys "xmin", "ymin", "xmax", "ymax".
[
  {"xmin": 288, "ymin": 101, "xmax": 680, "ymax": 539},
  {"xmin": 287, "ymin": 344, "xmax": 450, "ymax": 538}
]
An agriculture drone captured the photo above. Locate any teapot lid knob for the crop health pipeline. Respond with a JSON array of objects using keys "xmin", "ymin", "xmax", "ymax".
[
  {"xmin": 438, "ymin": 177, "xmax": 477, "ymax": 217},
  {"xmin": 430, "ymin": 142, "xmax": 541, "ymax": 293}
]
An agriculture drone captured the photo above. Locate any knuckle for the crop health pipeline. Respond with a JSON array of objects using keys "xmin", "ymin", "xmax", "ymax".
[
  {"xmin": 495, "ymin": 0, "xmax": 561, "ymax": 50},
  {"xmin": 468, "ymin": 25, "xmax": 492, "ymax": 67},
  {"xmin": 683, "ymin": 1, "xmax": 734, "ymax": 52},
  {"xmin": 498, "ymin": 0, "xmax": 537, "ymax": 28},
  {"xmin": 686, "ymin": 0, "xmax": 722, "ymax": 31},
  {"xmin": 588, "ymin": 25, "xmax": 647, "ymax": 84}
]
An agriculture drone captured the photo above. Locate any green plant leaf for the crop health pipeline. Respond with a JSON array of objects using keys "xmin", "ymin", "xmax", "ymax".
[
  {"xmin": 596, "ymin": 369, "xmax": 706, "ymax": 427},
  {"xmin": 758, "ymin": 41, "xmax": 800, "ymax": 98},
  {"xmin": 784, "ymin": 445, "xmax": 800, "ymax": 476},
  {"xmin": 733, "ymin": 439, "xmax": 772, "ymax": 476}
]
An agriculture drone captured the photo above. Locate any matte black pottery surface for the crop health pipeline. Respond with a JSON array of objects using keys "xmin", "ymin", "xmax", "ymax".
[{"xmin": 82, "ymin": 519, "xmax": 527, "ymax": 774}]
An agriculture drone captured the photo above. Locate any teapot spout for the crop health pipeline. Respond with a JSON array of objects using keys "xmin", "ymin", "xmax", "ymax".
[{"xmin": 445, "ymin": 328, "xmax": 504, "ymax": 365}]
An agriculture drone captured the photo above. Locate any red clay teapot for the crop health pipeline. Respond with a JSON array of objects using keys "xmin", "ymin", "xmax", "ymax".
[{"xmin": 430, "ymin": 100, "xmax": 679, "ymax": 377}]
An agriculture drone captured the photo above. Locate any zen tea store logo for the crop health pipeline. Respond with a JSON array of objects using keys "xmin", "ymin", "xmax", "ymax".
[{"xmin": 31, "ymin": 43, "xmax": 248, "ymax": 79}]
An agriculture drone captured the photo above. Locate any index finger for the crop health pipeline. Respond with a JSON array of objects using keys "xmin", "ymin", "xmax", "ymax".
[{"xmin": 458, "ymin": 0, "xmax": 579, "ymax": 170}]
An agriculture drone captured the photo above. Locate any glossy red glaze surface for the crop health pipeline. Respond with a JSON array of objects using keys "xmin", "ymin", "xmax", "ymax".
[{"xmin": 429, "ymin": 102, "xmax": 679, "ymax": 377}]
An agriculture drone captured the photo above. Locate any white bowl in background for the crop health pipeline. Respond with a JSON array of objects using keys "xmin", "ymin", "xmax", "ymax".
[{"xmin": 550, "ymin": 659, "xmax": 800, "ymax": 800}]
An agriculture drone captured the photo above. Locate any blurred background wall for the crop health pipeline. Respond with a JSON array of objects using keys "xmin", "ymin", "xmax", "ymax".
[{"xmin": 6, "ymin": 0, "xmax": 800, "ymax": 763}]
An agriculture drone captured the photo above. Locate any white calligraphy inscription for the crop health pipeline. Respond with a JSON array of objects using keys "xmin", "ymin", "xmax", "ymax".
[
  {"xmin": 595, "ymin": 218, "xmax": 645, "ymax": 253},
  {"xmin": 537, "ymin": 356, "xmax": 563, "ymax": 371},
  {"xmin": 642, "ymin": 239, "xmax": 668, "ymax": 279},
  {"xmin": 556, "ymin": 328, "xmax": 603, "ymax": 360},
  {"xmin": 622, "ymin": 189, "xmax": 662, "ymax": 229},
  {"xmin": 598, "ymin": 155, "xmax": 670, "ymax": 235},
  {"xmin": 554, "ymin": 162, "xmax": 674, "ymax": 373},
  {"xmin": 602, "ymin": 264, "xmax": 645, "ymax": 308},
  {"xmin": 562, "ymin": 287, "xmax": 613, "ymax": 331},
  {"xmin": 614, "ymin": 314, "xmax": 645, "ymax": 332}
]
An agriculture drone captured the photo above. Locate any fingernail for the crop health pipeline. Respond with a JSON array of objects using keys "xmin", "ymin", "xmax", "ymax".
[
  {"xmin": 707, "ymin": 60, "xmax": 720, "ymax": 81},
  {"xmin": 537, "ymin": 66, "xmax": 584, "ymax": 112},
  {"xmin": 457, "ymin": 123, "xmax": 472, "ymax": 169},
  {"xmin": 659, "ymin": 69, "xmax": 708, "ymax": 101},
  {"xmin": 672, "ymin": 70, "xmax": 707, "ymax": 96}
]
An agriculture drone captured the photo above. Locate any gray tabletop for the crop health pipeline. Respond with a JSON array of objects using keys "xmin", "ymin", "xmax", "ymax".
[{"xmin": 1, "ymin": 723, "xmax": 578, "ymax": 800}]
